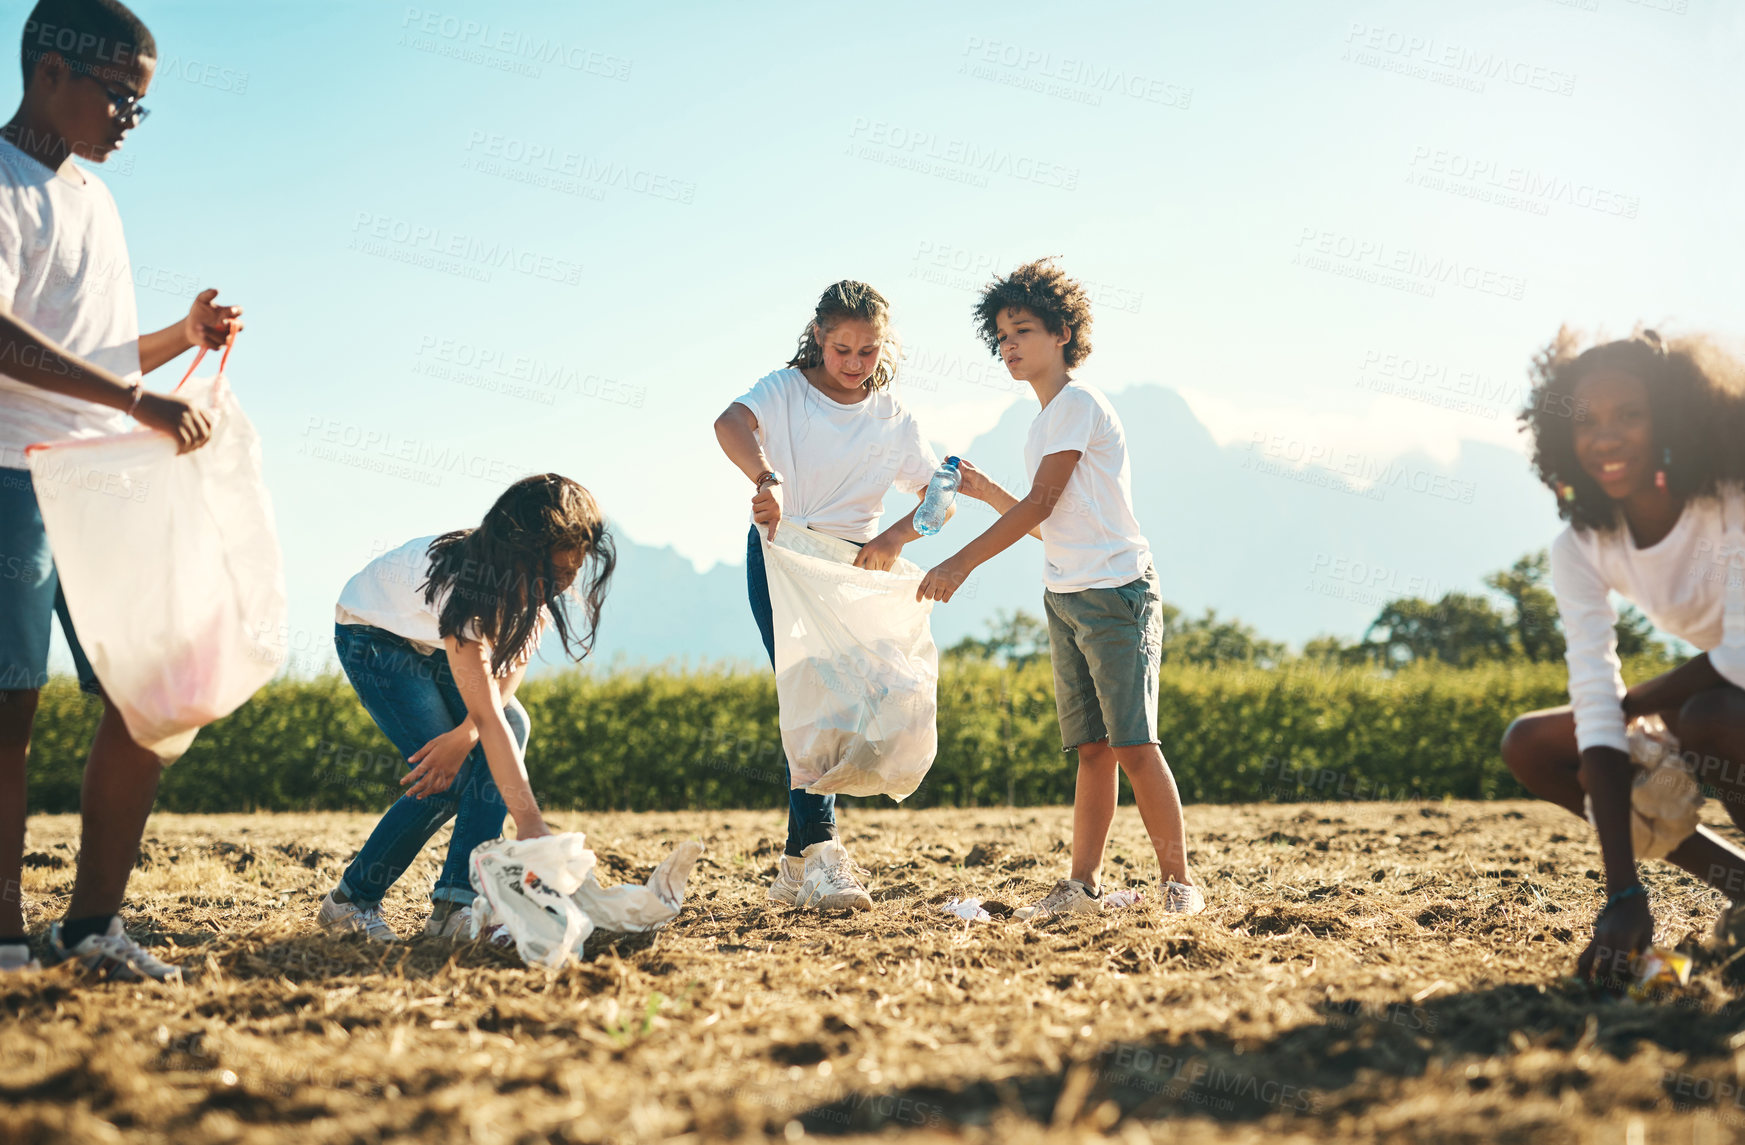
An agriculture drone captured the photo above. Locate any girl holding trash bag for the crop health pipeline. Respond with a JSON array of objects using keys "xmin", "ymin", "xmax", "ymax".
[
  {"xmin": 317, "ymin": 474, "xmax": 615, "ymax": 941},
  {"xmin": 1499, "ymin": 329, "xmax": 1745, "ymax": 986},
  {"xmin": 712, "ymin": 280, "xmax": 945, "ymax": 911}
]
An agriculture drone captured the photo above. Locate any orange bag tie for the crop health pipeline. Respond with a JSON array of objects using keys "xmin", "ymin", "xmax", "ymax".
[{"xmin": 173, "ymin": 331, "xmax": 238, "ymax": 393}]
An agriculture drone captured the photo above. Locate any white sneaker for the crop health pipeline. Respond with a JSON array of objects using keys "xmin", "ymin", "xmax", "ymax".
[
  {"xmin": 767, "ymin": 853, "xmax": 806, "ymax": 906},
  {"xmin": 1713, "ymin": 900, "xmax": 1745, "ymax": 950},
  {"xmin": 423, "ymin": 900, "xmax": 515, "ymax": 946},
  {"xmin": 0, "ymin": 941, "xmax": 40, "ymax": 973},
  {"xmin": 49, "ymin": 917, "xmax": 184, "ymax": 982},
  {"xmin": 794, "ymin": 841, "xmax": 872, "ymax": 911},
  {"xmin": 317, "ymin": 891, "xmax": 397, "ymax": 942},
  {"xmin": 1163, "ymin": 880, "xmax": 1206, "ymax": 916},
  {"xmin": 424, "ymin": 902, "xmax": 472, "ymax": 939},
  {"xmin": 1016, "ymin": 878, "xmax": 1103, "ymax": 921}
]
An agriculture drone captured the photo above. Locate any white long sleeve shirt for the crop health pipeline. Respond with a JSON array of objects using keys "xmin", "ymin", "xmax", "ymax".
[{"xmin": 1550, "ymin": 484, "xmax": 1745, "ymax": 753}]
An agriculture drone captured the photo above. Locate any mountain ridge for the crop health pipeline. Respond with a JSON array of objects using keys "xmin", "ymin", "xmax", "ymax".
[{"xmin": 571, "ymin": 383, "xmax": 1556, "ymax": 669}]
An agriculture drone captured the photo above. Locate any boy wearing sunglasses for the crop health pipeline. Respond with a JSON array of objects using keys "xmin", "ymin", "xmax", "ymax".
[{"xmin": 0, "ymin": 0, "xmax": 242, "ymax": 979}]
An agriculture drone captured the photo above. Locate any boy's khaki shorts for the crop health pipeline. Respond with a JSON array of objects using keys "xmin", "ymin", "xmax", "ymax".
[{"xmin": 1042, "ymin": 564, "xmax": 1163, "ymax": 751}]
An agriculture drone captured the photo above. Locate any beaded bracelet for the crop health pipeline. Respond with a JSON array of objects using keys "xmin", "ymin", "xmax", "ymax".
[
  {"xmin": 125, "ymin": 380, "xmax": 144, "ymax": 419},
  {"xmin": 1596, "ymin": 883, "xmax": 1646, "ymax": 921}
]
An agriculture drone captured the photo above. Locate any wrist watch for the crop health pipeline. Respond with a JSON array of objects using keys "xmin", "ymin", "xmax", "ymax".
[{"xmin": 755, "ymin": 469, "xmax": 783, "ymax": 490}]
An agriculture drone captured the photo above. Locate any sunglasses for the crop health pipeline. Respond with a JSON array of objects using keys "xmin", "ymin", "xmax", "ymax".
[{"xmin": 76, "ymin": 69, "xmax": 150, "ymax": 126}]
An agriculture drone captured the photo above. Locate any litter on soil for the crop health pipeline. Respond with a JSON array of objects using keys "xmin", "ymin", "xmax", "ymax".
[
  {"xmin": 4, "ymin": 800, "xmax": 1744, "ymax": 1145},
  {"xmin": 942, "ymin": 897, "xmax": 992, "ymax": 922}
]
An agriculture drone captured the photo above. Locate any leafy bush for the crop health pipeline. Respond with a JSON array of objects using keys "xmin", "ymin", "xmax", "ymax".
[{"xmin": 18, "ymin": 655, "xmax": 1645, "ymax": 814}]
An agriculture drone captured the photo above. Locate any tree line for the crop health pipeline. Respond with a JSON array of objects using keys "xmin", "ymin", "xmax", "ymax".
[{"xmin": 948, "ymin": 551, "xmax": 1676, "ymax": 672}]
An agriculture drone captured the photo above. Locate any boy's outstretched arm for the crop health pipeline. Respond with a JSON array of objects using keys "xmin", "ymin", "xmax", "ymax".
[
  {"xmin": 956, "ymin": 457, "xmax": 1041, "ymax": 540},
  {"xmin": 0, "ymin": 303, "xmax": 213, "ymax": 453},
  {"xmin": 917, "ymin": 450, "xmax": 1080, "ymax": 602},
  {"xmin": 138, "ymin": 289, "xmax": 244, "ymax": 374},
  {"xmin": 854, "ymin": 490, "xmax": 958, "ymax": 572}
]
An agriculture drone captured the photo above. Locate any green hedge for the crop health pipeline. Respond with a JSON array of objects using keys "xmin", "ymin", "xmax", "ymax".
[{"xmin": 21, "ymin": 658, "xmax": 1599, "ymax": 814}]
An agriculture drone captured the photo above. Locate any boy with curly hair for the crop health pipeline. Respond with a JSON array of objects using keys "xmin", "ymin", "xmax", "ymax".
[{"xmin": 918, "ymin": 257, "xmax": 1204, "ymax": 920}]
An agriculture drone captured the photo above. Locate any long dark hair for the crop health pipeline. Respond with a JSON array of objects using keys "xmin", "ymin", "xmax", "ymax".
[
  {"xmin": 787, "ymin": 280, "xmax": 898, "ymax": 391},
  {"xmin": 1520, "ymin": 327, "xmax": 1745, "ymax": 532},
  {"xmin": 421, "ymin": 474, "xmax": 615, "ymax": 674}
]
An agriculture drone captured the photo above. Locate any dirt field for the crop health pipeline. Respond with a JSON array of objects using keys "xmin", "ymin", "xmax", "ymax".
[{"xmin": 4, "ymin": 800, "xmax": 1745, "ymax": 1145}]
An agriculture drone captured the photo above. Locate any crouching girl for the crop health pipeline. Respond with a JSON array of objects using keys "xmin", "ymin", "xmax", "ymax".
[
  {"xmin": 1501, "ymin": 330, "xmax": 1745, "ymax": 982},
  {"xmin": 316, "ymin": 474, "xmax": 615, "ymax": 941}
]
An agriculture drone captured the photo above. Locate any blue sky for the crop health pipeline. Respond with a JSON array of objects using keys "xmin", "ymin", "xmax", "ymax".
[{"xmin": 18, "ymin": 0, "xmax": 1745, "ymax": 672}]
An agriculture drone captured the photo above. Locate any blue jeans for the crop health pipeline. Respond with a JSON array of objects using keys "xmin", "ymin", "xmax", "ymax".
[
  {"xmin": 746, "ymin": 524, "xmax": 847, "ymax": 858},
  {"xmin": 0, "ymin": 467, "xmax": 98, "ymax": 693},
  {"xmin": 333, "ymin": 624, "xmax": 529, "ymax": 906}
]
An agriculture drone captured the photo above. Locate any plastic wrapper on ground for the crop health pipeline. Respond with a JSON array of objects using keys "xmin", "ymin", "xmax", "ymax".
[
  {"xmin": 470, "ymin": 833, "xmax": 704, "ymax": 969},
  {"xmin": 1583, "ymin": 714, "xmax": 1703, "ymax": 861}
]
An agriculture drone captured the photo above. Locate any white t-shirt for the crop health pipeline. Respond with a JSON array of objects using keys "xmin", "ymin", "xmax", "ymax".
[
  {"xmin": 1024, "ymin": 382, "xmax": 1153, "ymax": 592},
  {"xmin": 733, "ymin": 367, "xmax": 940, "ymax": 542},
  {"xmin": 335, "ymin": 535, "xmax": 547, "ymax": 671},
  {"xmin": 1551, "ymin": 484, "xmax": 1745, "ymax": 754},
  {"xmin": 0, "ymin": 140, "xmax": 140, "ymax": 468}
]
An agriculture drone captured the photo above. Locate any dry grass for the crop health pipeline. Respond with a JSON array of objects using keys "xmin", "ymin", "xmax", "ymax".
[{"xmin": 4, "ymin": 800, "xmax": 1744, "ymax": 1145}]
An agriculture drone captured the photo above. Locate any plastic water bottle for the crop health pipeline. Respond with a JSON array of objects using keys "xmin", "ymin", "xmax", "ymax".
[{"xmin": 914, "ymin": 456, "xmax": 961, "ymax": 536}]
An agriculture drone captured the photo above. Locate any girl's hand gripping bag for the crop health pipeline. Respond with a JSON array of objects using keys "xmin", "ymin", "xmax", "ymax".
[{"xmin": 26, "ymin": 338, "xmax": 287, "ymax": 761}]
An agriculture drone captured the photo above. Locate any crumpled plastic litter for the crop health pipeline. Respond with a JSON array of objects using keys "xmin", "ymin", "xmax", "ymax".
[
  {"xmin": 1629, "ymin": 945, "xmax": 1693, "ymax": 1001},
  {"xmin": 575, "ymin": 840, "xmax": 705, "ymax": 930},
  {"xmin": 942, "ymin": 897, "xmax": 992, "ymax": 922},
  {"xmin": 469, "ymin": 833, "xmax": 705, "ymax": 969},
  {"xmin": 1103, "ymin": 889, "xmax": 1146, "ymax": 910},
  {"xmin": 1582, "ymin": 714, "xmax": 1702, "ymax": 860}
]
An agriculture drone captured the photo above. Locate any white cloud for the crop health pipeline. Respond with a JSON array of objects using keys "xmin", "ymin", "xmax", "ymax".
[{"xmin": 1176, "ymin": 385, "xmax": 1531, "ymax": 479}]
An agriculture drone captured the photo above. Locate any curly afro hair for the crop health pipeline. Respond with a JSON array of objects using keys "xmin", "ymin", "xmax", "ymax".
[
  {"xmin": 1520, "ymin": 326, "xmax": 1745, "ymax": 533},
  {"xmin": 973, "ymin": 257, "xmax": 1094, "ymax": 369}
]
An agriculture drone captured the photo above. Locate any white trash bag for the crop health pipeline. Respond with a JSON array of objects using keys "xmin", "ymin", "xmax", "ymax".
[
  {"xmin": 1584, "ymin": 714, "xmax": 1703, "ymax": 861},
  {"xmin": 470, "ymin": 833, "xmax": 705, "ymax": 970},
  {"xmin": 469, "ymin": 832, "xmax": 598, "ymax": 970},
  {"xmin": 576, "ymin": 839, "xmax": 706, "ymax": 931},
  {"xmin": 25, "ymin": 343, "xmax": 286, "ymax": 761},
  {"xmin": 762, "ymin": 522, "xmax": 939, "ymax": 800}
]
